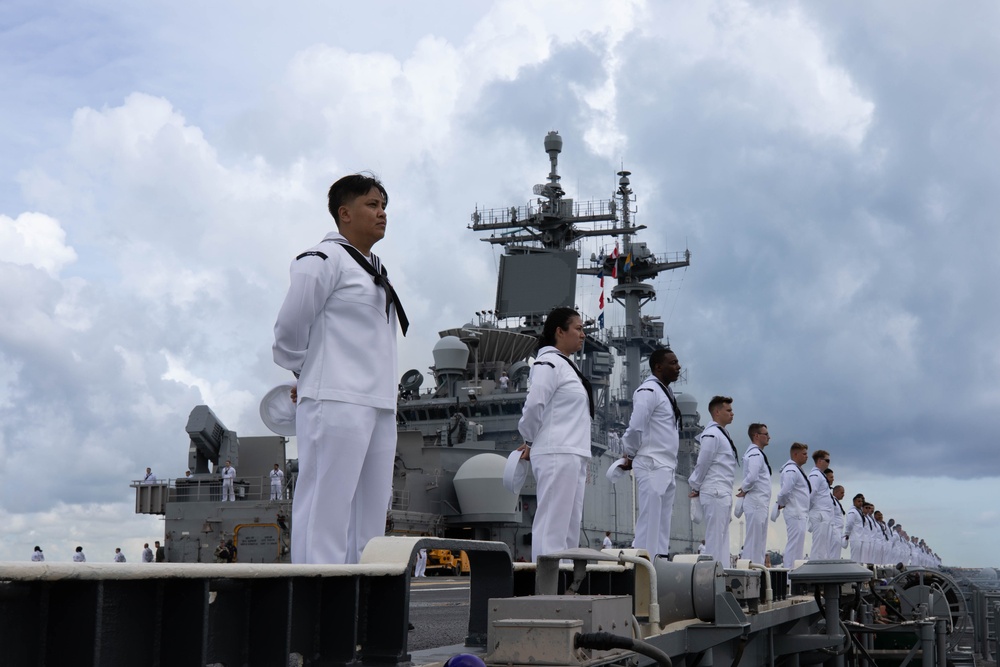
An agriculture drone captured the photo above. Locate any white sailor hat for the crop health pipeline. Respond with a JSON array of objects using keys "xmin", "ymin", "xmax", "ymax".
[
  {"xmin": 690, "ymin": 497, "xmax": 704, "ymax": 524},
  {"xmin": 733, "ymin": 495, "xmax": 744, "ymax": 519},
  {"xmin": 605, "ymin": 458, "xmax": 629, "ymax": 483},
  {"xmin": 502, "ymin": 450, "xmax": 529, "ymax": 495},
  {"xmin": 770, "ymin": 502, "xmax": 781, "ymax": 523},
  {"xmin": 260, "ymin": 382, "xmax": 297, "ymax": 437}
]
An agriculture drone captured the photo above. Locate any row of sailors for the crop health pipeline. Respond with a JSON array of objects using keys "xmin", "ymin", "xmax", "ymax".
[
  {"xmin": 524, "ymin": 344, "xmax": 941, "ymax": 568},
  {"xmin": 700, "ymin": 401, "xmax": 940, "ymax": 568},
  {"xmin": 608, "ymin": 354, "xmax": 941, "ymax": 567}
]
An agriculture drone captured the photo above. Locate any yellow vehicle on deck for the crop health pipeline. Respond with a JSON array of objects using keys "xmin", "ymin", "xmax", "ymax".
[{"xmin": 425, "ymin": 548, "xmax": 470, "ymax": 576}]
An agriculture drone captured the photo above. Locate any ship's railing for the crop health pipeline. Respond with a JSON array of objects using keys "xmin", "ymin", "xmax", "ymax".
[
  {"xmin": 132, "ymin": 475, "xmax": 294, "ymax": 512},
  {"xmin": 471, "ymin": 198, "xmax": 616, "ymax": 229}
]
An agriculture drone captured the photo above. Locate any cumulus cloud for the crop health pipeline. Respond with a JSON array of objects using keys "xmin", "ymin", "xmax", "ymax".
[{"xmin": 0, "ymin": 212, "xmax": 77, "ymax": 275}]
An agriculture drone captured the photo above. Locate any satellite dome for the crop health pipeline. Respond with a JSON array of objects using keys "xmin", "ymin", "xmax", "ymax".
[
  {"xmin": 453, "ymin": 453, "xmax": 519, "ymax": 517},
  {"xmin": 433, "ymin": 336, "xmax": 469, "ymax": 371},
  {"xmin": 675, "ymin": 391, "xmax": 699, "ymax": 417}
]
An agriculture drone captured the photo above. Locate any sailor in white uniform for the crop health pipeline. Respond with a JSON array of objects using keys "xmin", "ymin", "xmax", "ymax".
[
  {"xmin": 776, "ymin": 442, "xmax": 810, "ymax": 564},
  {"xmin": 860, "ymin": 502, "xmax": 877, "ymax": 563},
  {"xmin": 602, "ymin": 532, "xmax": 614, "ymax": 549},
  {"xmin": 273, "ymin": 175, "xmax": 408, "ymax": 565},
  {"xmin": 221, "ymin": 460, "xmax": 237, "ymax": 502},
  {"xmin": 828, "ymin": 483, "xmax": 846, "ymax": 558},
  {"xmin": 142, "ymin": 467, "xmax": 156, "ymax": 484},
  {"xmin": 688, "ymin": 396, "xmax": 738, "ymax": 563},
  {"xmin": 113, "ymin": 548, "xmax": 126, "ymax": 563},
  {"xmin": 73, "ymin": 546, "xmax": 86, "ymax": 562},
  {"xmin": 621, "ymin": 348, "xmax": 682, "ymax": 558},
  {"xmin": 414, "ymin": 548, "xmax": 428, "ymax": 577},
  {"xmin": 737, "ymin": 423, "xmax": 772, "ymax": 565},
  {"xmin": 269, "ymin": 464, "xmax": 284, "ymax": 500},
  {"xmin": 31, "ymin": 546, "xmax": 44, "ymax": 562},
  {"xmin": 843, "ymin": 494, "xmax": 866, "ymax": 562},
  {"xmin": 806, "ymin": 450, "xmax": 832, "ymax": 561},
  {"xmin": 873, "ymin": 511, "xmax": 891, "ymax": 564},
  {"xmin": 517, "ymin": 307, "xmax": 592, "ymax": 563}
]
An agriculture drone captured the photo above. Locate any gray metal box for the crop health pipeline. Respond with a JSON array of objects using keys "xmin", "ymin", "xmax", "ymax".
[{"xmin": 487, "ymin": 596, "xmax": 634, "ymax": 665}]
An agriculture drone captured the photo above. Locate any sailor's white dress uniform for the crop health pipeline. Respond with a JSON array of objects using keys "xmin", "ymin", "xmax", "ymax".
[
  {"xmin": 827, "ymin": 493, "xmax": 846, "ymax": 558},
  {"xmin": 776, "ymin": 459, "xmax": 810, "ymax": 564},
  {"xmin": 269, "ymin": 468, "xmax": 284, "ymax": 500},
  {"xmin": 114, "ymin": 551, "xmax": 127, "ymax": 563},
  {"xmin": 518, "ymin": 346, "xmax": 592, "ymax": 563},
  {"xmin": 221, "ymin": 464, "xmax": 237, "ymax": 501},
  {"xmin": 73, "ymin": 551, "xmax": 86, "ymax": 562},
  {"xmin": 739, "ymin": 444, "xmax": 772, "ymax": 564},
  {"xmin": 844, "ymin": 505, "xmax": 865, "ymax": 562},
  {"xmin": 622, "ymin": 376, "xmax": 680, "ymax": 557},
  {"xmin": 807, "ymin": 466, "xmax": 831, "ymax": 560},
  {"xmin": 274, "ymin": 231, "xmax": 401, "ymax": 565},
  {"xmin": 688, "ymin": 421, "xmax": 738, "ymax": 563}
]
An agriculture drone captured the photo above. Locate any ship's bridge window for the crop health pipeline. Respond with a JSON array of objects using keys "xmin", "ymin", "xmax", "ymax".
[{"xmin": 428, "ymin": 406, "xmax": 448, "ymax": 420}]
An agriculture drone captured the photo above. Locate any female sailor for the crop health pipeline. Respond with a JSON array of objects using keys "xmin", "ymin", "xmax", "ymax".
[{"xmin": 517, "ymin": 307, "xmax": 593, "ymax": 562}]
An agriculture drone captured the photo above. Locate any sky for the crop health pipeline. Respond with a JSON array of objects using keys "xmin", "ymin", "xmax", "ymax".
[{"xmin": 1, "ymin": 0, "xmax": 998, "ymax": 566}]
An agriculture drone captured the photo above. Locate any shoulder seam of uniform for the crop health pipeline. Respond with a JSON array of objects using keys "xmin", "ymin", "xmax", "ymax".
[{"xmin": 296, "ymin": 250, "xmax": 328, "ymax": 260}]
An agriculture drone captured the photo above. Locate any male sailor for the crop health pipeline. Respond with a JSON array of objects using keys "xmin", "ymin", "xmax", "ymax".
[
  {"xmin": 270, "ymin": 463, "xmax": 284, "ymax": 500},
  {"xmin": 688, "ymin": 396, "xmax": 739, "ymax": 563},
  {"xmin": 873, "ymin": 511, "xmax": 891, "ymax": 564},
  {"xmin": 829, "ymin": 483, "xmax": 847, "ymax": 558},
  {"xmin": 737, "ymin": 423, "xmax": 772, "ymax": 564},
  {"xmin": 221, "ymin": 460, "xmax": 237, "ymax": 502},
  {"xmin": 843, "ymin": 494, "xmax": 866, "ymax": 562},
  {"xmin": 274, "ymin": 173, "xmax": 408, "ymax": 565},
  {"xmin": 807, "ymin": 450, "xmax": 832, "ymax": 560},
  {"xmin": 861, "ymin": 502, "xmax": 877, "ymax": 563},
  {"xmin": 776, "ymin": 442, "xmax": 810, "ymax": 564},
  {"xmin": 620, "ymin": 348, "xmax": 683, "ymax": 557}
]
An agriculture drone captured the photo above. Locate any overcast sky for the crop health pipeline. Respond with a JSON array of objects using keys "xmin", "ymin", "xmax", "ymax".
[{"xmin": 2, "ymin": 0, "xmax": 997, "ymax": 566}]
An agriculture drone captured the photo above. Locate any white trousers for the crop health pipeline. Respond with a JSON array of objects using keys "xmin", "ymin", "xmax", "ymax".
[
  {"xmin": 699, "ymin": 487, "xmax": 732, "ymax": 563},
  {"xmin": 784, "ymin": 514, "xmax": 807, "ymax": 564},
  {"xmin": 270, "ymin": 482, "xmax": 282, "ymax": 500},
  {"xmin": 859, "ymin": 536, "xmax": 874, "ymax": 564},
  {"xmin": 808, "ymin": 511, "xmax": 829, "ymax": 560},
  {"xmin": 414, "ymin": 550, "xmax": 427, "ymax": 577},
  {"xmin": 530, "ymin": 453, "xmax": 587, "ymax": 563},
  {"xmin": 222, "ymin": 479, "xmax": 235, "ymax": 501},
  {"xmin": 849, "ymin": 537, "xmax": 864, "ymax": 562},
  {"xmin": 740, "ymin": 502, "xmax": 769, "ymax": 564},
  {"xmin": 633, "ymin": 465, "xmax": 676, "ymax": 557},
  {"xmin": 293, "ymin": 399, "xmax": 396, "ymax": 565}
]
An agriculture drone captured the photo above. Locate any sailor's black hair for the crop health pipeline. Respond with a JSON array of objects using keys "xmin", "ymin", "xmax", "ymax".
[{"xmin": 538, "ymin": 307, "xmax": 580, "ymax": 351}]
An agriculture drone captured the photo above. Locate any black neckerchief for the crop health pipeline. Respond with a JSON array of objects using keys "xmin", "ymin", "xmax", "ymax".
[
  {"xmin": 711, "ymin": 423, "xmax": 740, "ymax": 466},
  {"xmin": 783, "ymin": 461, "xmax": 811, "ymax": 492},
  {"xmin": 331, "ymin": 241, "xmax": 409, "ymax": 336},
  {"xmin": 552, "ymin": 352, "xmax": 594, "ymax": 418},
  {"xmin": 652, "ymin": 378, "xmax": 682, "ymax": 427},
  {"xmin": 749, "ymin": 445, "xmax": 772, "ymax": 475}
]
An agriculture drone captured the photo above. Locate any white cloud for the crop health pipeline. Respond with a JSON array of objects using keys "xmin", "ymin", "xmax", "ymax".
[{"xmin": 0, "ymin": 212, "xmax": 77, "ymax": 276}]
